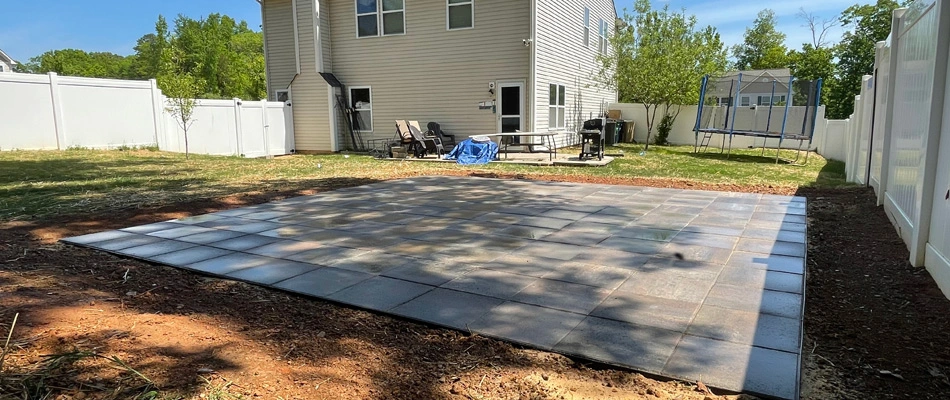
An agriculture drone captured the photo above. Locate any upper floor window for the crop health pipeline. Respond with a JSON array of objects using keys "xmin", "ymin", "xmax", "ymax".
[
  {"xmin": 447, "ymin": 0, "xmax": 474, "ymax": 30},
  {"xmin": 598, "ymin": 19, "xmax": 608, "ymax": 53},
  {"xmin": 356, "ymin": 0, "xmax": 405, "ymax": 38},
  {"xmin": 583, "ymin": 8, "xmax": 590, "ymax": 48}
]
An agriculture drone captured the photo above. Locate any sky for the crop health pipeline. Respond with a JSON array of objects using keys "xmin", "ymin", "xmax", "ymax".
[
  {"xmin": 0, "ymin": 0, "xmax": 874, "ymax": 63},
  {"xmin": 614, "ymin": 0, "xmax": 875, "ymax": 52}
]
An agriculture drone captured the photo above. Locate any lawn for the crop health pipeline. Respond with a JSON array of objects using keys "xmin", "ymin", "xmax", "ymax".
[{"xmin": 0, "ymin": 144, "xmax": 847, "ymax": 221}]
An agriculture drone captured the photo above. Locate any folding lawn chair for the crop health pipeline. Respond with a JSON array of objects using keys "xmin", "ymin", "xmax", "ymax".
[
  {"xmin": 409, "ymin": 120, "xmax": 445, "ymax": 156},
  {"xmin": 395, "ymin": 120, "xmax": 427, "ymax": 158}
]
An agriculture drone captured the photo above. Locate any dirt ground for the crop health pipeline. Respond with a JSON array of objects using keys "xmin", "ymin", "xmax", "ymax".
[{"xmin": 1, "ymin": 173, "xmax": 947, "ymax": 399}]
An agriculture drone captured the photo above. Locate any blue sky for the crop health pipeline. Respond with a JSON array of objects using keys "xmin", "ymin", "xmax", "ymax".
[{"xmin": 1, "ymin": 0, "xmax": 872, "ymax": 63}]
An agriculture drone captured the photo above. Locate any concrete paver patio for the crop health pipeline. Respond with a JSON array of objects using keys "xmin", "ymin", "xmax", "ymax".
[{"xmin": 63, "ymin": 176, "xmax": 806, "ymax": 399}]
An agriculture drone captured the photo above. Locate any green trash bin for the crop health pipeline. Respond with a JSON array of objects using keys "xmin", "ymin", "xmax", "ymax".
[{"xmin": 605, "ymin": 121, "xmax": 620, "ymax": 146}]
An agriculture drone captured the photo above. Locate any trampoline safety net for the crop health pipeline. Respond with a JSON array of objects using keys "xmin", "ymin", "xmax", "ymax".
[{"xmin": 693, "ymin": 72, "xmax": 823, "ymax": 162}]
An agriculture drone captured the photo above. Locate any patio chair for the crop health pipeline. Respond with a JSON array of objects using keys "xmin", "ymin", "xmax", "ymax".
[
  {"xmin": 395, "ymin": 120, "xmax": 427, "ymax": 158},
  {"xmin": 409, "ymin": 120, "xmax": 445, "ymax": 157},
  {"xmin": 427, "ymin": 122, "xmax": 457, "ymax": 149}
]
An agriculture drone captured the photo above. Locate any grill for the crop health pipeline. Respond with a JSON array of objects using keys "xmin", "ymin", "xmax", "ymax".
[{"xmin": 578, "ymin": 118, "xmax": 605, "ymax": 160}]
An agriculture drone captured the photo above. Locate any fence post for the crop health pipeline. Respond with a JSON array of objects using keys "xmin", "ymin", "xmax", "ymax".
[
  {"xmin": 910, "ymin": 0, "xmax": 950, "ymax": 267},
  {"xmin": 149, "ymin": 79, "xmax": 163, "ymax": 149},
  {"xmin": 47, "ymin": 72, "xmax": 67, "ymax": 150},
  {"xmin": 878, "ymin": 8, "xmax": 906, "ymax": 207},
  {"xmin": 262, "ymin": 100, "xmax": 271, "ymax": 158},
  {"xmin": 233, "ymin": 98, "xmax": 244, "ymax": 156}
]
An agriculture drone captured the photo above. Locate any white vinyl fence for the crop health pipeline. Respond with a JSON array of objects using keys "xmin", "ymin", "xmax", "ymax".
[
  {"xmin": 606, "ymin": 103, "xmax": 834, "ymax": 156},
  {"xmin": 839, "ymin": 0, "xmax": 950, "ymax": 299},
  {"xmin": 0, "ymin": 72, "xmax": 293, "ymax": 157}
]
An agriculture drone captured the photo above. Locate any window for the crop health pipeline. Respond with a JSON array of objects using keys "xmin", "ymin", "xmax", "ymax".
[
  {"xmin": 276, "ymin": 90, "xmax": 291, "ymax": 103},
  {"xmin": 598, "ymin": 19, "xmax": 609, "ymax": 53},
  {"xmin": 583, "ymin": 7, "xmax": 590, "ymax": 48},
  {"xmin": 447, "ymin": 0, "xmax": 474, "ymax": 30},
  {"xmin": 356, "ymin": 0, "xmax": 404, "ymax": 38},
  {"xmin": 350, "ymin": 87, "xmax": 373, "ymax": 132},
  {"xmin": 740, "ymin": 96, "xmax": 750, "ymax": 107},
  {"xmin": 0, "ymin": 65, "xmax": 4, "ymax": 72},
  {"xmin": 548, "ymin": 84, "xmax": 566, "ymax": 129}
]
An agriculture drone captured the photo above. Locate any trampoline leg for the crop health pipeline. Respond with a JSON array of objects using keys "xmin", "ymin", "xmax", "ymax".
[
  {"xmin": 761, "ymin": 138, "xmax": 767, "ymax": 157},
  {"xmin": 727, "ymin": 134, "xmax": 734, "ymax": 159}
]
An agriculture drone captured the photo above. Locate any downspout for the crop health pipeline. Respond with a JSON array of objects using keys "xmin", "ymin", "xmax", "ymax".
[{"xmin": 529, "ymin": 0, "xmax": 537, "ymax": 133}]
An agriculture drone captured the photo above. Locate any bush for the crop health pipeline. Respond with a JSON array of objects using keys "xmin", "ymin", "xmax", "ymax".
[{"xmin": 655, "ymin": 112, "xmax": 674, "ymax": 146}]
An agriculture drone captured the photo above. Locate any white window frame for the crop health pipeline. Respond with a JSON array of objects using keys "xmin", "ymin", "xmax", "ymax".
[
  {"xmin": 446, "ymin": 0, "xmax": 475, "ymax": 31},
  {"xmin": 740, "ymin": 96, "xmax": 751, "ymax": 107},
  {"xmin": 548, "ymin": 84, "xmax": 566, "ymax": 129},
  {"xmin": 350, "ymin": 86, "xmax": 374, "ymax": 132},
  {"xmin": 583, "ymin": 7, "xmax": 590, "ymax": 48},
  {"xmin": 598, "ymin": 18, "xmax": 608, "ymax": 53},
  {"xmin": 355, "ymin": 0, "xmax": 405, "ymax": 38}
]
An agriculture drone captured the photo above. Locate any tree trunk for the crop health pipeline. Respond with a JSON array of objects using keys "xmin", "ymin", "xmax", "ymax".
[
  {"xmin": 644, "ymin": 104, "xmax": 660, "ymax": 151},
  {"xmin": 183, "ymin": 125, "xmax": 190, "ymax": 159}
]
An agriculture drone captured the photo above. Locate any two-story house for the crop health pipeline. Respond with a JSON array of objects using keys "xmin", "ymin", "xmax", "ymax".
[
  {"xmin": 0, "ymin": 49, "xmax": 17, "ymax": 73},
  {"xmin": 257, "ymin": 0, "xmax": 617, "ymax": 152}
]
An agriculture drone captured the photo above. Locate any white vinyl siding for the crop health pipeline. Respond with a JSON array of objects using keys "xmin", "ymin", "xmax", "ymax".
[
  {"xmin": 549, "ymin": 84, "xmax": 566, "ymax": 129},
  {"xmin": 292, "ymin": 0, "xmax": 332, "ymax": 151},
  {"xmin": 263, "ymin": 0, "xmax": 297, "ymax": 100},
  {"xmin": 535, "ymin": 0, "xmax": 617, "ymax": 148},
  {"xmin": 447, "ymin": 0, "xmax": 474, "ymax": 30},
  {"xmin": 329, "ymin": 0, "xmax": 529, "ymax": 144}
]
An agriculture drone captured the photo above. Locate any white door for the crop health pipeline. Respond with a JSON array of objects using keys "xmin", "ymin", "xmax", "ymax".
[{"xmin": 497, "ymin": 82, "xmax": 525, "ymax": 135}]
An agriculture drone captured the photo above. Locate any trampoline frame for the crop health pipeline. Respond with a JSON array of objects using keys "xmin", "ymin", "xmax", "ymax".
[{"xmin": 693, "ymin": 73, "xmax": 823, "ymax": 164}]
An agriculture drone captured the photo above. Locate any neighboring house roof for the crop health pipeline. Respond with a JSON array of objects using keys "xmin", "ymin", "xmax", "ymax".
[{"xmin": 0, "ymin": 48, "xmax": 17, "ymax": 65}]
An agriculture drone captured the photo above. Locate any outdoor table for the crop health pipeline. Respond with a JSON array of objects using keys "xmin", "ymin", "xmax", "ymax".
[{"xmin": 475, "ymin": 132, "xmax": 560, "ymax": 161}]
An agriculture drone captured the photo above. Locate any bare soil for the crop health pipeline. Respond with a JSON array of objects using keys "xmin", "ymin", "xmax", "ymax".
[{"xmin": 0, "ymin": 174, "xmax": 946, "ymax": 399}]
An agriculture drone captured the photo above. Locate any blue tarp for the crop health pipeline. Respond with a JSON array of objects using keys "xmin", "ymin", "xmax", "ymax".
[{"xmin": 444, "ymin": 138, "xmax": 498, "ymax": 165}]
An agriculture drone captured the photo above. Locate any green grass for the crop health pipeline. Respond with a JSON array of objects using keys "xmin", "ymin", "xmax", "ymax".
[{"xmin": 0, "ymin": 144, "xmax": 848, "ymax": 221}]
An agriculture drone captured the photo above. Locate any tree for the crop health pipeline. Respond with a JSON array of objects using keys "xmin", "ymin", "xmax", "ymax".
[
  {"xmin": 21, "ymin": 49, "xmax": 132, "ymax": 78},
  {"xmin": 596, "ymin": 0, "xmax": 727, "ymax": 150},
  {"xmin": 164, "ymin": 13, "xmax": 266, "ymax": 100},
  {"xmin": 827, "ymin": 0, "xmax": 901, "ymax": 119},
  {"xmin": 160, "ymin": 48, "xmax": 202, "ymax": 159},
  {"xmin": 797, "ymin": 8, "xmax": 837, "ymax": 49},
  {"xmin": 128, "ymin": 16, "xmax": 171, "ymax": 80},
  {"xmin": 732, "ymin": 9, "xmax": 788, "ymax": 70}
]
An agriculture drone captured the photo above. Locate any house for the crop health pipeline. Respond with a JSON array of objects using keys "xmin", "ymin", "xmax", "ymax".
[
  {"xmin": 710, "ymin": 68, "xmax": 792, "ymax": 107},
  {"xmin": 0, "ymin": 48, "xmax": 17, "ymax": 73},
  {"xmin": 256, "ymin": 0, "xmax": 618, "ymax": 152}
]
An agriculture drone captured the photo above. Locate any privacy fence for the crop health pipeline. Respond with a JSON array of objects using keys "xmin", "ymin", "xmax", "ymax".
[
  {"xmin": 839, "ymin": 0, "xmax": 950, "ymax": 298},
  {"xmin": 606, "ymin": 103, "xmax": 838, "ymax": 156},
  {"xmin": 0, "ymin": 72, "xmax": 294, "ymax": 157}
]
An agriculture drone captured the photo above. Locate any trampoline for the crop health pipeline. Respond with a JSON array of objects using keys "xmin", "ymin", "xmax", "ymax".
[{"xmin": 693, "ymin": 73, "xmax": 823, "ymax": 164}]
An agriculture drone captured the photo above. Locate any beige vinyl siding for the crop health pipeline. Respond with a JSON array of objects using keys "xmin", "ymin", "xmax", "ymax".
[
  {"xmin": 289, "ymin": 0, "xmax": 333, "ymax": 151},
  {"xmin": 329, "ymin": 0, "xmax": 530, "ymax": 145},
  {"xmin": 263, "ymin": 0, "xmax": 297, "ymax": 100},
  {"xmin": 535, "ymin": 0, "xmax": 617, "ymax": 148}
]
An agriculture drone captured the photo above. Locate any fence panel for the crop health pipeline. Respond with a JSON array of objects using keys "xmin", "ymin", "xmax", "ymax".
[
  {"xmin": 884, "ymin": 2, "xmax": 939, "ymax": 234},
  {"xmin": 871, "ymin": 43, "xmax": 892, "ymax": 191},
  {"xmin": 0, "ymin": 73, "xmax": 293, "ymax": 157},
  {"xmin": 0, "ymin": 73, "xmax": 58, "ymax": 150}
]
